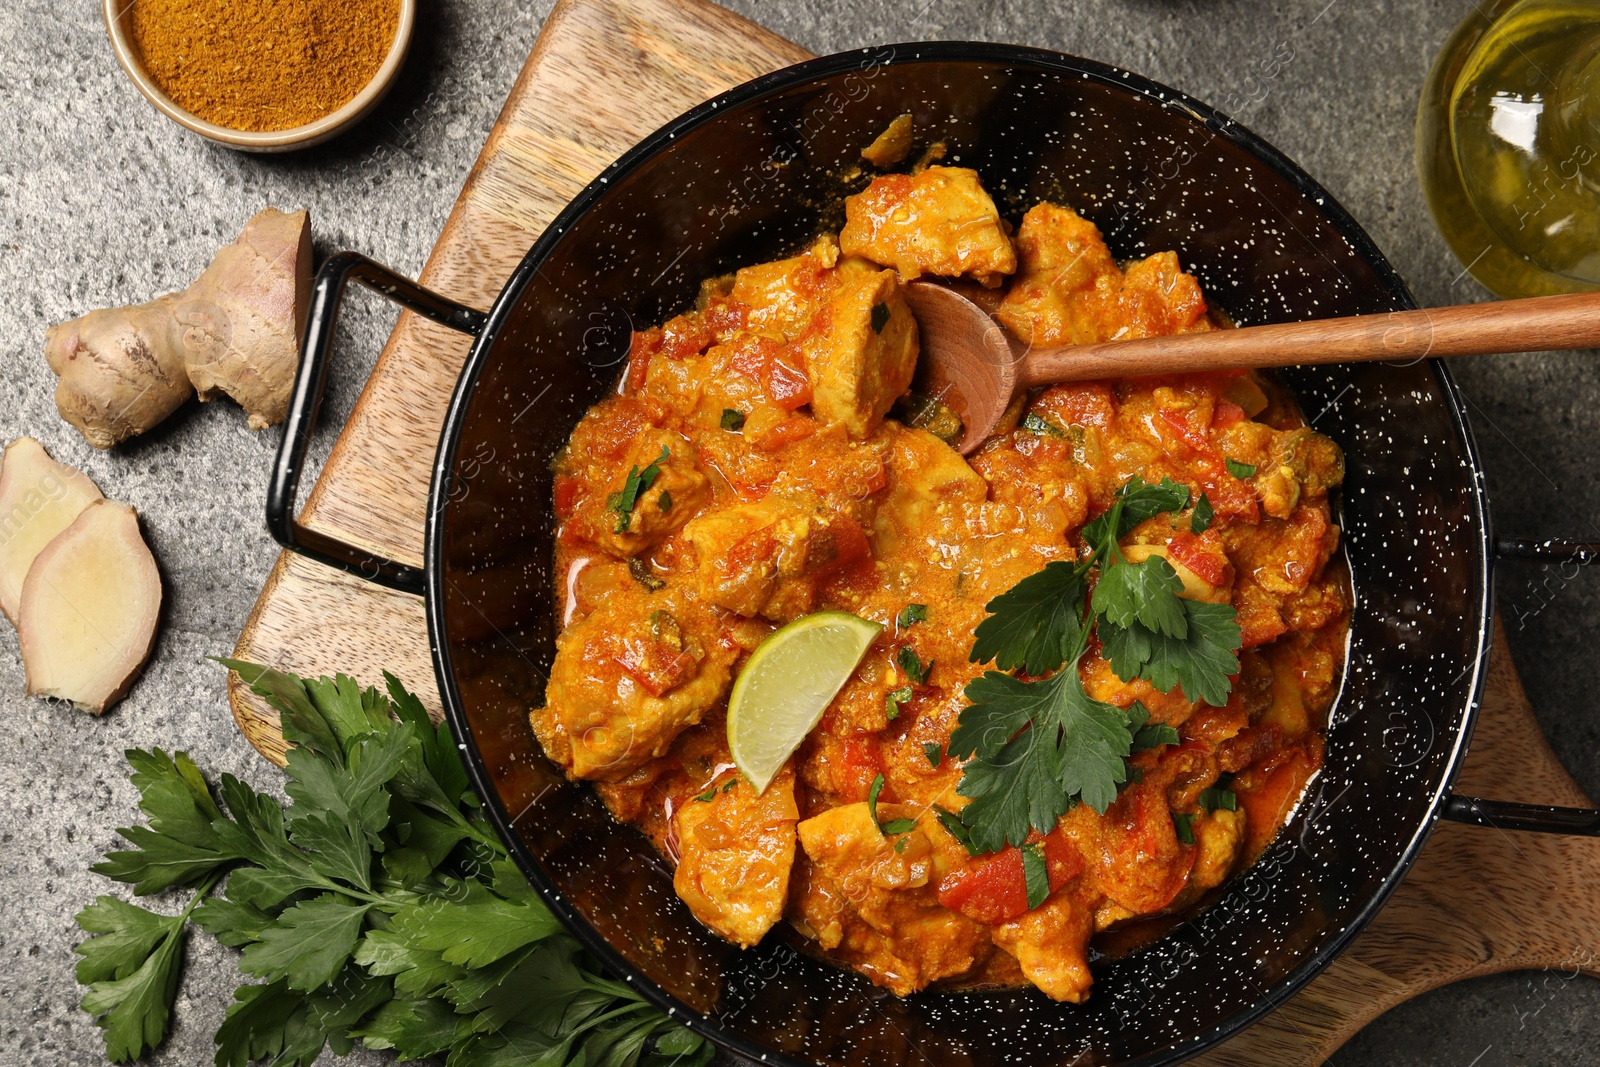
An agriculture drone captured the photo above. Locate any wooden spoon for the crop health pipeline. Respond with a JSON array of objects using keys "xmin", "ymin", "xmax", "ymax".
[{"xmin": 903, "ymin": 282, "xmax": 1600, "ymax": 454}]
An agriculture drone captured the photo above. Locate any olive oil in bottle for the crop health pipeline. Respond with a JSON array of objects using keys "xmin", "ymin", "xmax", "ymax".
[{"xmin": 1416, "ymin": 0, "xmax": 1600, "ymax": 297}]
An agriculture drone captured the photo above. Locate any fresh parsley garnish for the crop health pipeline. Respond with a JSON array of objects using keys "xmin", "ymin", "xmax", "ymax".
[
  {"xmin": 1190, "ymin": 493, "xmax": 1214, "ymax": 533},
  {"xmin": 1199, "ymin": 786, "xmax": 1237, "ymax": 812},
  {"xmin": 1021, "ymin": 842, "xmax": 1050, "ymax": 909},
  {"xmin": 720, "ymin": 408, "xmax": 746, "ymax": 431},
  {"xmin": 1225, "ymin": 457, "xmax": 1257, "ymax": 480},
  {"xmin": 897, "ymin": 646, "xmax": 931, "ymax": 686},
  {"xmin": 969, "ymin": 561, "xmax": 1084, "ymax": 676},
  {"xmin": 1021, "ymin": 412, "xmax": 1069, "ymax": 439},
  {"xmin": 952, "ymin": 474, "xmax": 1242, "ymax": 852},
  {"xmin": 870, "ymin": 302, "xmax": 891, "ymax": 333},
  {"xmin": 74, "ymin": 660, "xmax": 711, "ymax": 1067},
  {"xmin": 932, "ymin": 805, "xmax": 977, "ymax": 856},
  {"xmin": 866, "ymin": 774, "xmax": 916, "ymax": 835},
  {"xmin": 607, "ymin": 445, "xmax": 671, "ymax": 533},
  {"xmin": 897, "ymin": 603, "xmax": 927, "ymax": 629},
  {"xmin": 659, "ymin": 490, "xmax": 673, "ymax": 511},
  {"xmin": 924, "ymin": 742, "xmax": 943, "ymax": 767},
  {"xmin": 886, "ymin": 686, "xmax": 913, "ymax": 720},
  {"xmin": 1173, "ymin": 811, "xmax": 1196, "ymax": 845}
]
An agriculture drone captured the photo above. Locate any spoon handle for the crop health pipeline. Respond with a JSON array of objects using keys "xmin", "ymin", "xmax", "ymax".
[{"xmin": 1016, "ymin": 290, "xmax": 1600, "ymax": 385}]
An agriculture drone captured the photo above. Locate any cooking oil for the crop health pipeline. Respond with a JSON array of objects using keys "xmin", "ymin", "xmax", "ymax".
[{"xmin": 1416, "ymin": 0, "xmax": 1600, "ymax": 297}]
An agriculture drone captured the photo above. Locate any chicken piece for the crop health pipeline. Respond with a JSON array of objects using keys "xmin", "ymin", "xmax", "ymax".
[
  {"xmin": 995, "ymin": 203, "xmax": 1123, "ymax": 346},
  {"xmin": 794, "ymin": 802, "xmax": 988, "ymax": 995},
  {"xmin": 731, "ymin": 236, "xmax": 846, "ymax": 341},
  {"xmin": 872, "ymin": 423, "xmax": 988, "ymax": 551},
  {"xmin": 531, "ymin": 585, "xmax": 735, "ymax": 780},
  {"xmin": 995, "ymin": 206, "xmax": 1213, "ymax": 346},
  {"xmin": 839, "ymin": 167, "xmax": 1017, "ymax": 285},
  {"xmin": 586, "ymin": 430, "xmax": 709, "ymax": 559},
  {"xmin": 801, "ymin": 267, "xmax": 918, "ymax": 438},
  {"xmin": 681, "ymin": 489, "xmax": 869, "ymax": 621},
  {"xmin": 991, "ymin": 888, "xmax": 1096, "ymax": 1003},
  {"xmin": 673, "ymin": 766, "xmax": 799, "ymax": 948},
  {"xmin": 1117, "ymin": 251, "xmax": 1213, "ymax": 338},
  {"xmin": 1248, "ymin": 427, "xmax": 1346, "ymax": 520}
]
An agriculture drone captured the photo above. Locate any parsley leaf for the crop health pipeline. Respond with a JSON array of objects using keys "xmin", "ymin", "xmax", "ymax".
[
  {"xmin": 897, "ymin": 603, "xmax": 928, "ymax": 628},
  {"xmin": 886, "ymin": 686, "xmax": 913, "ymax": 720},
  {"xmin": 1021, "ymin": 842, "xmax": 1050, "ymax": 909},
  {"xmin": 1173, "ymin": 812, "xmax": 1196, "ymax": 845},
  {"xmin": 969, "ymin": 560, "xmax": 1085, "ymax": 675},
  {"xmin": 866, "ymin": 773, "xmax": 918, "ymax": 835},
  {"xmin": 659, "ymin": 489, "xmax": 673, "ymax": 511},
  {"xmin": 1021, "ymin": 412, "xmax": 1069, "ymax": 439},
  {"xmin": 950, "ymin": 668, "xmax": 1136, "ymax": 852},
  {"xmin": 870, "ymin": 302, "xmax": 891, "ymax": 333},
  {"xmin": 1099, "ymin": 599, "xmax": 1241, "ymax": 707},
  {"xmin": 607, "ymin": 445, "xmax": 671, "ymax": 533},
  {"xmin": 924, "ymin": 742, "xmax": 943, "ymax": 767},
  {"xmin": 1081, "ymin": 475, "xmax": 1191, "ymax": 547},
  {"xmin": 1199, "ymin": 786, "xmax": 1238, "ymax": 812},
  {"xmin": 76, "ymin": 661, "xmax": 712, "ymax": 1067},
  {"xmin": 1191, "ymin": 493, "xmax": 1214, "ymax": 533},
  {"xmin": 720, "ymin": 408, "xmax": 746, "ymax": 431},
  {"xmin": 897, "ymin": 645, "xmax": 931, "ymax": 685},
  {"xmin": 1092, "ymin": 554, "xmax": 1188, "ymax": 638},
  {"xmin": 1132, "ymin": 721, "xmax": 1182, "ymax": 751},
  {"xmin": 1225, "ymin": 457, "xmax": 1258, "ymax": 479},
  {"xmin": 932, "ymin": 805, "xmax": 978, "ymax": 856}
]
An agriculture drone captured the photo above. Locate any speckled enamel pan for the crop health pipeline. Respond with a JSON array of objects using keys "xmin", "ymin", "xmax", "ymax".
[{"xmin": 266, "ymin": 43, "xmax": 1600, "ymax": 1067}]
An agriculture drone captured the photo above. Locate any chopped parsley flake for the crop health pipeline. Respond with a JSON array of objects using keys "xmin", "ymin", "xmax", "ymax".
[
  {"xmin": 897, "ymin": 646, "xmax": 931, "ymax": 686},
  {"xmin": 720, "ymin": 408, "xmax": 746, "ymax": 432},
  {"xmin": 897, "ymin": 603, "xmax": 928, "ymax": 629},
  {"xmin": 870, "ymin": 302, "xmax": 891, "ymax": 333},
  {"xmin": 1225, "ymin": 458, "xmax": 1258, "ymax": 480},
  {"xmin": 1021, "ymin": 842, "xmax": 1050, "ymax": 909},
  {"xmin": 1190, "ymin": 493, "xmax": 1214, "ymax": 533}
]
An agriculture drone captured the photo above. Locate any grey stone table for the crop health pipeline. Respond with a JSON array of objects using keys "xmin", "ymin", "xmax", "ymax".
[{"xmin": 1, "ymin": 1, "xmax": 1595, "ymax": 1064}]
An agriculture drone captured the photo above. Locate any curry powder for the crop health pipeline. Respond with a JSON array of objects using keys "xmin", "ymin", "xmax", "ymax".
[{"xmin": 123, "ymin": 0, "xmax": 400, "ymax": 132}]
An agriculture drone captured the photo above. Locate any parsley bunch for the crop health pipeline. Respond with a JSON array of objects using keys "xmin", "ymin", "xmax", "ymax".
[
  {"xmin": 74, "ymin": 660, "xmax": 710, "ymax": 1067},
  {"xmin": 950, "ymin": 477, "xmax": 1242, "ymax": 854}
]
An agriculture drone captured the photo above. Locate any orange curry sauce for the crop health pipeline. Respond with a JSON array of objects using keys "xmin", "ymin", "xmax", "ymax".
[{"xmin": 534, "ymin": 166, "xmax": 1349, "ymax": 1003}]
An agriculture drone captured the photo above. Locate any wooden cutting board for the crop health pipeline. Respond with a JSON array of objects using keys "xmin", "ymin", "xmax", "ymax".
[{"xmin": 229, "ymin": 0, "xmax": 1600, "ymax": 1061}]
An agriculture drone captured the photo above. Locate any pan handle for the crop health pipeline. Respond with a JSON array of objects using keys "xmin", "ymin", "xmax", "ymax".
[
  {"xmin": 1438, "ymin": 536, "xmax": 1600, "ymax": 834},
  {"xmin": 1441, "ymin": 796, "xmax": 1600, "ymax": 835},
  {"xmin": 267, "ymin": 252, "xmax": 486, "ymax": 596}
]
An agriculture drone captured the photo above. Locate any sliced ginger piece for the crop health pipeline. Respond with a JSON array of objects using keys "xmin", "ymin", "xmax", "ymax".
[
  {"xmin": 18, "ymin": 499, "xmax": 161, "ymax": 714},
  {"xmin": 0, "ymin": 437, "xmax": 103, "ymax": 622}
]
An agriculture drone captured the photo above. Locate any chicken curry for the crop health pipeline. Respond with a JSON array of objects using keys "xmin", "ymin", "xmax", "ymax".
[{"xmin": 535, "ymin": 164, "xmax": 1349, "ymax": 1002}]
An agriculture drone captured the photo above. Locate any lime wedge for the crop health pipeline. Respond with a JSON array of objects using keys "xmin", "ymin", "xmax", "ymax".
[{"xmin": 728, "ymin": 610, "xmax": 884, "ymax": 793}]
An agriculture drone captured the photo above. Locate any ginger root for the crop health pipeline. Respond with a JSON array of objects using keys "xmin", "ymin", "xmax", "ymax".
[
  {"xmin": 18, "ymin": 499, "xmax": 161, "ymax": 714},
  {"xmin": 45, "ymin": 207, "xmax": 312, "ymax": 448},
  {"xmin": 0, "ymin": 438, "xmax": 103, "ymax": 621}
]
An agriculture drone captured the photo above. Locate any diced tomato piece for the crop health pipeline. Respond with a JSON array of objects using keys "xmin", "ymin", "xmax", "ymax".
[
  {"xmin": 1198, "ymin": 467, "xmax": 1259, "ymax": 522},
  {"xmin": 659, "ymin": 313, "xmax": 712, "ymax": 361},
  {"xmin": 936, "ymin": 830, "xmax": 1085, "ymax": 926},
  {"xmin": 1035, "ymin": 382, "xmax": 1116, "ymax": 428},
  {"xmin": 624, "ymin": 329, "xmax": 661, "ymax": 393},
  {"xmin": 938, "ymin": 848, "xmax": 1030, "ymax": 925},
  {"xmin": 703, "ymin": 298, "xmax": 747, "ymax": 341},
  {"xmin": 1167, "ymin": 531, "xmax": 1232, "ymax": 588},
  {"xmin": 1212, "ymin": 399, "xmax": 1245, "ymax": 428},
  {"xmin": 749, "ymin": 414, "xmax": 817, "ymax": 451},
  {"xmin": 1159, "ymin": 407, "xmax": 1216, "ymax": 455},
  {"xmin": 835, "ymin": 739, "xmax": 880, "ymax": 802},
  {"xmin": 766, "ymin": 357, "xmax": 813, "ymax": 410}
]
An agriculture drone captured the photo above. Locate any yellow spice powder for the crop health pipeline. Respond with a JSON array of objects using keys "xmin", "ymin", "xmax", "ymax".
[{"xmin": 123, "ymin": 0, "xmax": 400, "ymax": 132}]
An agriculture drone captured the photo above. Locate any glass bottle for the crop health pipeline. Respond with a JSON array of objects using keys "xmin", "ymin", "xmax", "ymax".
[{"xmin": 1416, "ymin": 0, "xmax": 1600, "ymax": 298}]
